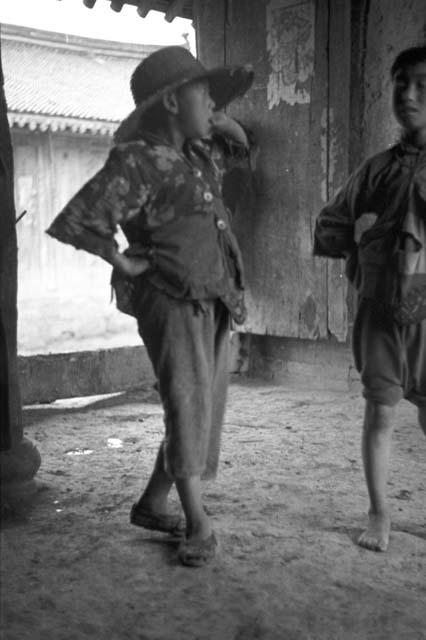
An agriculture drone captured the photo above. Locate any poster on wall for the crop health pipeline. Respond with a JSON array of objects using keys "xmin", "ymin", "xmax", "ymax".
[{"xmin": 266, "ymin": 0, "xmax": 315, "ymax": 109}]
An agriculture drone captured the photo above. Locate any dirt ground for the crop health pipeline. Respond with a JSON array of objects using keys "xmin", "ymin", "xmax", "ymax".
[{"xmin": 1, "ymin": 377, "xmax": 426, "ymax": 640}]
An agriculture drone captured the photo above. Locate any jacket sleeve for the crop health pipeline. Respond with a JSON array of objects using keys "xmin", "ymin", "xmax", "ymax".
[
  {"xmin": 211, "ymin": 125, "xmax": 257, "ymax": 217},
  {"xmin": 46, "ymin": 145, "xmax": 150, "ymax": 262},
  {"xmin": 313, "ymin": 162, "xmax": 368, "ymax": 258},
  {"xmin": 211, "ymin": 123, "xmax": 256, "ymax": 169}
]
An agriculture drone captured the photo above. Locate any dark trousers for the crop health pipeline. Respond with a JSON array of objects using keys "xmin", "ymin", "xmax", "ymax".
[
  {"xmin": 137, "ymin": 282, "xmax": 230, "ymax": 480},
  {"xmin": 353, "ymin": 298, "xmax": 426, "ymax": 407}
]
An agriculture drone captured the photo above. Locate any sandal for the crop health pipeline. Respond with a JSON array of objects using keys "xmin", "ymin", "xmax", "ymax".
[
  {"xmin": 130, "ymin": 503, "xmax": 185, "ymax": 536},
  {"xmin": 177, "ymin": 532, "xmax": 218, "ymax": 567}
]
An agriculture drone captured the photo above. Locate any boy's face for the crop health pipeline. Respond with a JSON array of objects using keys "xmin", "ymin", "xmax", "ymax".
[
  {"xmin": 392, "ymin": 62, "xmax": 426, "ymax": 135},
  {"xmin": 175, "ymin": 80, "xmax": 215, "ymax": 139}
]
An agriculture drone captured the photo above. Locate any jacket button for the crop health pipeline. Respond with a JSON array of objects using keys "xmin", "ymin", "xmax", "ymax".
[
  {"xmin": 216, "ymin": 219, "xmax": 227, "ymax": 230},
  {"xmin": 203, "ymin": 191, "xmax": 213, "ymax": 202}
]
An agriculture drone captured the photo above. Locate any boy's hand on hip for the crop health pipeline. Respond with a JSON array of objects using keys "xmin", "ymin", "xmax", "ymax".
[
  {"xmin": 354, "ymin": 212, "xmax": 378, "ymax": 244},
  {"xmin": 112, "ymin": 252, "xmax": 150, "ymax": 277}
]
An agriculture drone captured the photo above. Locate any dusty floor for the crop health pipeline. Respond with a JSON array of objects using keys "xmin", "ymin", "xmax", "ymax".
[{"xmin": 1, "ymin": 378, "xmax": 426, "ymax": 640}]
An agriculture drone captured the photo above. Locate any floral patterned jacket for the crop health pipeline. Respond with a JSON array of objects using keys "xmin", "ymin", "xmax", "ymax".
[{"xmin": 47, "ymin": 132, "xmax": 253, "ymax": 324}]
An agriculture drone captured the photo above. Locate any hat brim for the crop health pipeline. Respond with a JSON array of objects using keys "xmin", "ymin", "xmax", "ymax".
[
  {"xmin": 114, "ymin": 64, "xmax": 254, "ymax": 143},
  {"xmin": 205, "ymin": 64, "xmax": 254, "ymax": 110}
]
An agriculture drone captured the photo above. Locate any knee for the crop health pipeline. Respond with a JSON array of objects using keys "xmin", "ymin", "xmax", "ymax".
[{"xmin": 363, "ymin": 400, "xmax": 395, "ymax": 433}]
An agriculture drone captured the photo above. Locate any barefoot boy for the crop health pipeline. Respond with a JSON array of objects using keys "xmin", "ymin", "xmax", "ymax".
[
  {"xmin": 47, "ymin": 47, "xmax": 254, "ymax": 566},
  {"xmin": 314, "ymin": 46, "xmax": 426, "ymax": 551}
]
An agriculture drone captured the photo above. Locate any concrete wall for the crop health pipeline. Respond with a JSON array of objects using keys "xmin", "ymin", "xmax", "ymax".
[
  {"xmin": 18, "ymin": 346, "xmax": 154, "ymax": 405},
  {"xmin": 18, "ymin": 333, "xmax": 250, "ymax": 404},
  {"xmin": 18, "ymin": 331, "xmax": 359, "ymax": 403},
  {"xmin": 249, "ymin": 335, "xmax": 360, "ymax": 392}
]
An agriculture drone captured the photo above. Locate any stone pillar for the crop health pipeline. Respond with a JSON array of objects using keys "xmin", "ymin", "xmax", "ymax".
[{"xmin": 0, "ymin": 39, "xmax": 41, "ymax": 501}]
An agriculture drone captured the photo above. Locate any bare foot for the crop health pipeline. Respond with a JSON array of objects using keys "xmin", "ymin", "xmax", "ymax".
[{"xmin": 357, "ymin": 511, "xmax": 391, "ymax": 552}]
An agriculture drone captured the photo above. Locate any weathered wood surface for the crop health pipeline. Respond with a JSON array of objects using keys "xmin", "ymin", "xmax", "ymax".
[
  {"xmin": 0, "ymin": 44, "xmax": 22, "ymax": 448},
  {"xmin": 196, "ymin": 0, "xmax": 350, "ymax": 341},
  {"xmin": 326, "ymin": 0, "xmax": 351, "ymax": 340},
  {"xmin": 361, "ymin": 0, "xmax": 426, "ymax": 159},
  {"xmin": 12, "ymin": 129, "xmax": 112, "ymax": 298}
]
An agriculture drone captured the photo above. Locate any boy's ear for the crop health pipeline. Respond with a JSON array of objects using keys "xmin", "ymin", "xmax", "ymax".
[{"xmin": 162, "ymin": 91, "xmax": 179, "ymax": 115}]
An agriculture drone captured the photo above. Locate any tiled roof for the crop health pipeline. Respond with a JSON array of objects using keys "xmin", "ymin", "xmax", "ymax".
[{"xmin": 2, "ymin": 25, "xmax": 162, "ymax": 135}]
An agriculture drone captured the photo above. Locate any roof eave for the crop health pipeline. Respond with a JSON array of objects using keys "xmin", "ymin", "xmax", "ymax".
[
  {"xmin": 82, "ymin": 1, "xmax": 193, "ymax": 22},
  {"xmin": 8, "ymin": 112, "xmax": 117, "ymax": 137}
]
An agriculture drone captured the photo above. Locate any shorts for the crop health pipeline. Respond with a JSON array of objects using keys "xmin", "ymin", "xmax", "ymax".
[
  {"xmin": 352, "ymin": 298, "xmax": 426, "ymax": 407},
  {"xmin": 136, "ymin": 281, "xmax": 230, "ymax": 480}
]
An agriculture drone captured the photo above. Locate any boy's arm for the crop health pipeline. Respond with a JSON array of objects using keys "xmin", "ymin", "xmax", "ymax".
[
  {"xmin": 210, "ymin": 112, "xmax": 249, "ymax": 148},
  {"xmin": 210, "ymin": 112, "xmax": 257, "ymax": 167},
  {"xmin": 313, "ymin": 189, "xmax": 355, "ymax": 258},
  {"xmin": 46, "ymin": 146, "xmax": 151, "ymax": 275},
  {"xmin": 208, "ymin": 112, "xmax": 257, "ymax": 216},
  {"xmin": 313, "ymin": 164, "xmax": 369, "ymax": 258}
]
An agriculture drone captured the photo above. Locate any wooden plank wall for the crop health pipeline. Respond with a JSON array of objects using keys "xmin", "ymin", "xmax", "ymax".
[
  {"xmin": 360, "ymin": 0, "xmax": 426, "ymax": 160},
  {"xmin": 12, "ymin": 129, "xmax": 112, "ymax": 299},
  {"xmin": 326, "ymin": 1, "xmax": 351, "ymax": 339},
  {"xmin": 195, "ymin": 0, "xmax": 350, "ymax": 342}
]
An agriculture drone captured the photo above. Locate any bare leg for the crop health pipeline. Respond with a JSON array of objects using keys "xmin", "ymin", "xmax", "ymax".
[
  {"xmin": 175, "ymin": 475, "xmax": 212, "ymax": 541},
  {"xmin": 357, "ymin": 400, "xmax": 395, "ymax": 552},
  {"xmin": 418, "ymin": 407, "xmax": 426, "ymax": 437},
  {"xmin": 137, "ymin": 445, "xmax": 174, "ymax": 514}
]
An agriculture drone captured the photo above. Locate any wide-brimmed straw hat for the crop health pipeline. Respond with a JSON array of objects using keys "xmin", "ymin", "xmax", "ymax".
[{"xmin": 114, "ymin": 46, "xmax": 254, "ymax": 142}]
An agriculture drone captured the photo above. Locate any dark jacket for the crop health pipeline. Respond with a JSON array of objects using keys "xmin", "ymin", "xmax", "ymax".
[{"xmin": 314, "ymin": 142, "xmax": 426, "ymax": 323}]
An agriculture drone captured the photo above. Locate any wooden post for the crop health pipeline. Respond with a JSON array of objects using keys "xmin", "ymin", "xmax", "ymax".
[{"xmin": 0, "ymin": 37, "xmax": 40, "ymax": 499}]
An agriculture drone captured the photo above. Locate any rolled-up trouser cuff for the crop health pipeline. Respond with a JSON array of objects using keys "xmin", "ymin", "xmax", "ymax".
[{"xmin": 362, "ymin": 385, "xmax": 403, "ymax": 407}]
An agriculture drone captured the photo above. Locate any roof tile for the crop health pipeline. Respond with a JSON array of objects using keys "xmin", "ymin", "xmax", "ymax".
[{"xmin": 2, "ymin": 27, "xmax": 162, "ymax": 130}]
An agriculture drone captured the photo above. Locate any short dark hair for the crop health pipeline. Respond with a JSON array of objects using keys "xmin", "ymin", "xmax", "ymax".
[{"xmin": 391, "ymin": 46, "xmax": 426, "ymax": 78}]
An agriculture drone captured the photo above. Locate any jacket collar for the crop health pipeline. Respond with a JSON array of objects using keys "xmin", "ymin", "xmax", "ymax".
[{"xmin": 395, "ymin": 140, "xmax": 426, "ymax": 168}]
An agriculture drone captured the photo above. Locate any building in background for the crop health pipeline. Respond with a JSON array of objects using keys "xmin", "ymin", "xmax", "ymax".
[{"xmin": 2, "ymin": 24, "xmax": 164, "ymax": 354}]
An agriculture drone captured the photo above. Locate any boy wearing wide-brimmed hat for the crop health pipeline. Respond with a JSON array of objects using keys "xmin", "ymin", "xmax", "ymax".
[{"xmin": 47, "ymin": 46, "xmax": 254, "ymax": 566}]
